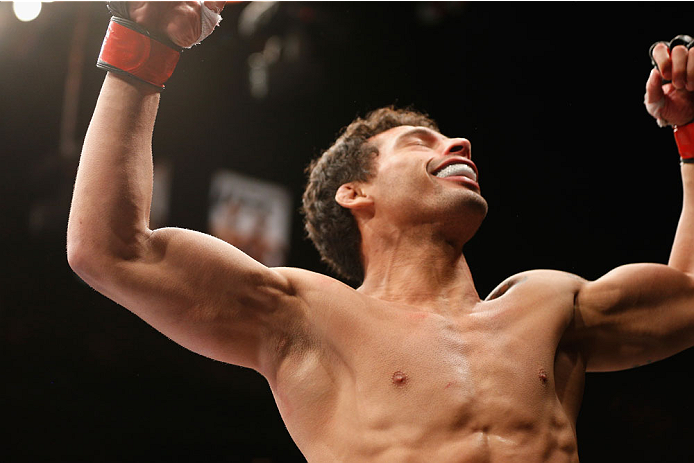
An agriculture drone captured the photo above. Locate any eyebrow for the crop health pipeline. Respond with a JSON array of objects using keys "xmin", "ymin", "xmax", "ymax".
[{"xmin": 393, "ymin": 127, "xmax": 441, "ymax": 149}]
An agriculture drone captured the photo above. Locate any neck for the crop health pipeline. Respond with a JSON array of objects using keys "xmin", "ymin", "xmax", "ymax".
[{"xmin": 357, "ymin": 223, "xmax": 480, "ymax": 313}]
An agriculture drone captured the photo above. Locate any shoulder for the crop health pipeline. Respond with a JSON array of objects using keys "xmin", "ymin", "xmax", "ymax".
[
  {"xmin": 485, "ymin": 269, "xmax": 587, "ymax": 302},
  {"xmin": 482, "ymin": 269, "xmax": 587, "ymax": 345}
]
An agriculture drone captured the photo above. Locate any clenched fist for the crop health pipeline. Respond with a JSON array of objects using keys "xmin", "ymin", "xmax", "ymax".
[
  {"xmin": 114, "ymin": 1, "xmax": 226, "ymax": 48},
  {"xmin": 645, "ymin": 36, "xmax": 694, "ymax": 127}
]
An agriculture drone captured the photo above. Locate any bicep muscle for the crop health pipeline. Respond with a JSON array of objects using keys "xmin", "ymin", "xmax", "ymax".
[{"xmin": 573, "ymin": 263, "xmax": 694, "ymax": 372}]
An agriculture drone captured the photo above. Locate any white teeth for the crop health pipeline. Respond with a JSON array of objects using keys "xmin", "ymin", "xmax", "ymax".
[{"xmin": 434, "ymin": 163, "xmax": 476, "ymax": 181}]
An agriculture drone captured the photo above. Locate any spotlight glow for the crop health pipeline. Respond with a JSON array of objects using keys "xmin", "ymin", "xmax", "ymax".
[{"xmin": 13, "ymin": 2, "xmax": 42, "ymax": 22}]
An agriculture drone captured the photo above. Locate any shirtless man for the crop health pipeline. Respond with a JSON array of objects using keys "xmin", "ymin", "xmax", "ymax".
[{"xmin": 67, "ymin": 3, "xmax": 694, "ymax": 461}]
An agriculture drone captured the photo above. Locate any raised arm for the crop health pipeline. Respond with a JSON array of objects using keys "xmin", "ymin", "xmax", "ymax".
[
  {"xmin": 67, "ymin": 2, "xmax": 305, "ymax": 373},
  {"xmin": 569, "ymin": 36, "xmax": 694, "ymax": 372}
]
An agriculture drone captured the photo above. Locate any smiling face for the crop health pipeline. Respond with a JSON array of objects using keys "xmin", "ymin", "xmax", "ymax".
[{"xmin": 362, "ymin": 125, "xmax": 488, "ymax": 237}]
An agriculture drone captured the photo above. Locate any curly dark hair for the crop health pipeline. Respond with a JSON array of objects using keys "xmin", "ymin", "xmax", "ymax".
[{"xmin": 302, "ymin": 106, "xmax": 439, "ymax": 283}]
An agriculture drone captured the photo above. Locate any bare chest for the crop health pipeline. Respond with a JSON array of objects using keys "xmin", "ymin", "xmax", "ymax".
[
  {"xmin": 269, "ymin": 272, "xmax": 584, "ymax": 460},
  {"xmin": 342, "ymin": 309, "xmax": 562, "ymax": 428},
  {"xmin": 274, "ymin": 296, "xmax": 577, "ymax": 446}
]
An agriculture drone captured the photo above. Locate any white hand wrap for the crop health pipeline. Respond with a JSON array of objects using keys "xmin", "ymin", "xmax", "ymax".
[
  {"xmin": 644, "ymin": 93, "xmax": 669, "ymax": 127},
  {"xmin": 187, "ymin": 2, "xmax": 222, "ymax": 48}
]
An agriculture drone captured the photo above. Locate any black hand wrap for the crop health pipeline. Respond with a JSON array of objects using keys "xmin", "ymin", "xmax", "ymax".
[
  {"xmin": 649, "ymin": 34, "xmax": 694, "ymax": 69},
  {"xmin": 107, "ymin": 1, "xmax": 131, "ymax": 20}
]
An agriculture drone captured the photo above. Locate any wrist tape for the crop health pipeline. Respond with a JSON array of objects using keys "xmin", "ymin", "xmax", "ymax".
[
  {"xmin": 97, "ymin": 17, "xmax": 182, "ymax": 91},
  {"xmin": 674, "ymin": 122, "xmax": 694, "ymax": 162}
]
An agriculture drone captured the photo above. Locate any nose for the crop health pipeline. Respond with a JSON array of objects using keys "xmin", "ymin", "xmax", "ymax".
[{"xmin": 444, "ymin": 138, "xmax": 471, "ymax": 158}]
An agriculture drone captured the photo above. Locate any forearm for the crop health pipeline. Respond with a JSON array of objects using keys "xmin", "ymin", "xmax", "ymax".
[
  {"xmin": 668, "ymin": 164, "xmax": 694, "ymax": 272},
  {"xmin": 67, "ymin": 73, "xmax": 160, "ymax": 269}
]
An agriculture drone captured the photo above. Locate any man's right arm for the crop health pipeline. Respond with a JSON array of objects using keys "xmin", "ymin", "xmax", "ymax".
[{"xmin": 67, "ymin": 7, "xmax": 306, "ymax": 373}]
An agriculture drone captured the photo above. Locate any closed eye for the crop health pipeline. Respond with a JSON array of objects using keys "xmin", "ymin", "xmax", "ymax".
[
  {"xmin": 405, "ymin": 136, "xmax": 437, "ymax": 150},
  {"xmin": 394, "ymin": 127, "xmax": 440, "ymax": 151},
  {"xmin": 408, "ymin": 139, "xmax": 428, "ymax": 147}
]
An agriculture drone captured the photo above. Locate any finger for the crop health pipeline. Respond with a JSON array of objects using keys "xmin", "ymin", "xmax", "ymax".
[
  {"xmin": 645, "ymin": 67, "xmax": 665, "ymax": 104},
  {"xmin": 652, "ymin": 42, "xmax": 672, "ymax": 80},
  {"xmin": 671, "ymin": 44, "xmax": 688, "ymax": 89},
  {"xmin": 687, "ymin": 47, "xmax": 694, "ymax": 92}
]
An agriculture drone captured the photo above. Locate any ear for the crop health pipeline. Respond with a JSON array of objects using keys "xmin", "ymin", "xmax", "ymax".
[{"xmin": 335, "ymin": 182, "xmax": 373, "ymax": 210}]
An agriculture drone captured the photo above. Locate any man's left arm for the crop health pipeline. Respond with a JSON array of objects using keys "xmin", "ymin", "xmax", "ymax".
[{"xmin": 571, "ymin": 37, "xmax": 694, "ymax": 372}]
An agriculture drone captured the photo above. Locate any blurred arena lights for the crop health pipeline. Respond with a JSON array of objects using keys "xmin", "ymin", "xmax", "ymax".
[{"xmin": 13, "ymin": 1, "xmax": 42, "ymax": 22}]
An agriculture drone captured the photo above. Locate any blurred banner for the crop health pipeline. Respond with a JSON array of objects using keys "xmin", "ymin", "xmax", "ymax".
[
  {"xmin": 150, "ymin": 160, "xmax": 173, "ymax": 230},
  {"xmin": 209, "ymin": 170, "xmax": 292, "ymax": 267}
]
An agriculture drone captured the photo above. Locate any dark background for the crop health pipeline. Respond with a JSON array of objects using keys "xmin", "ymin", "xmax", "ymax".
[{"xmin": 2, "ymin": 2, "xmax": 694, "ymax": 462}]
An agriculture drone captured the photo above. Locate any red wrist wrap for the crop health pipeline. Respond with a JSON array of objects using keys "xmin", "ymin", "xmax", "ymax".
[
  {"xmin": 674, "ymin": 122, "xmax": 694, "ymax": 160},
  {"xmin": 97, "ymin": 17, "xmax": 181, "ymax": 90}
]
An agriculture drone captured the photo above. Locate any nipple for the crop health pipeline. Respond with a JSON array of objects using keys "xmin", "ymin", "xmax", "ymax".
[{"xmin": 392, "ymin": 370, "xmax": 409, "ymax": 387}]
